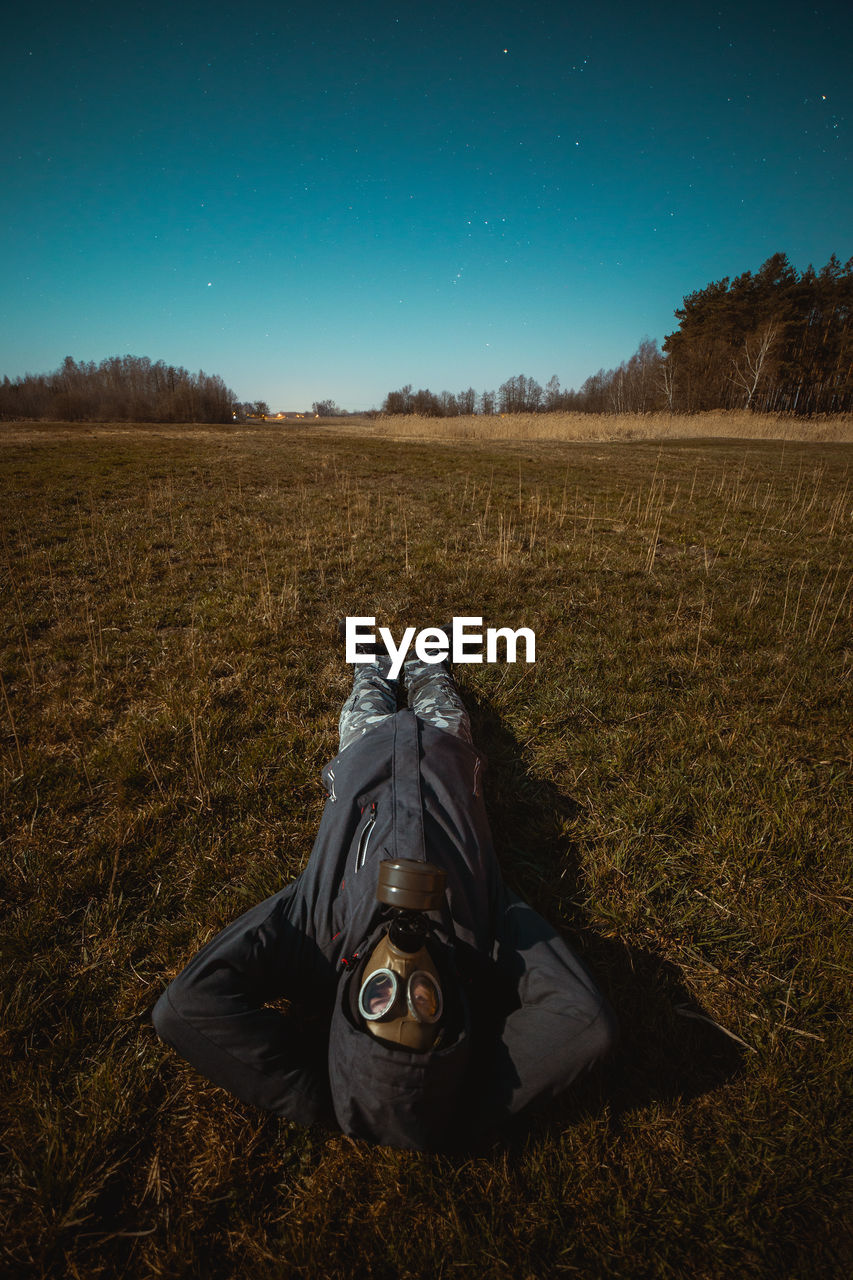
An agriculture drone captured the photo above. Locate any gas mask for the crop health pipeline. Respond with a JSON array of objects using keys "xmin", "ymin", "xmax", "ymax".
[{"xmin": 357, "ymin": 859, "xmax": 447, "ymax": 1052}]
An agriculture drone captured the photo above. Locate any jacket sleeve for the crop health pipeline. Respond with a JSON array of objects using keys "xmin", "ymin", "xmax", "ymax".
[
  {"xmin": 470, "ymin": 892, "xmax": 618, "ymax": 1128},
  {"xmin": 152, "ymin": 887, "xmax": 336, "ymax": 1126}
]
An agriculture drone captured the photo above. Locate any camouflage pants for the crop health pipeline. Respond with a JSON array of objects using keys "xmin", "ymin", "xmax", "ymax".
[{"xmin": 338, "ymin": 658, "xmax": 472, "ymax": 752}]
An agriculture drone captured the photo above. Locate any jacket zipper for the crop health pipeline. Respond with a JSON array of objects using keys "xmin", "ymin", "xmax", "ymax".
[{"xmin": 355, "ymin": 804, "xmax": 376, "ymax": 872}]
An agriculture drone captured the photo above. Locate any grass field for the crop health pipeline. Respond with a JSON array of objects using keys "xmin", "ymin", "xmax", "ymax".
[{"xmin": 1, "ymin": 420, "xmax": 851, "ymax": 1278}]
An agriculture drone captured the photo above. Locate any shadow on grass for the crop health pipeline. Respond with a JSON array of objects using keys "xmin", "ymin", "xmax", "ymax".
[{"xmin": 465, "ymin": 685, "xmax": 747, "ymax": 1148}]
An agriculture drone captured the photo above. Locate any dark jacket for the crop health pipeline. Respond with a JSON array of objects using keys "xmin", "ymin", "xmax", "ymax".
[{"xmin": 152, "ymin": 709, "xmax": 616, "ymax": 1150}]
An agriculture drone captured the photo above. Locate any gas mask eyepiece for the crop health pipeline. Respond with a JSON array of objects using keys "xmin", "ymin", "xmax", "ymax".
[{"xmin": 358, "ymin": 967, "xmax": 443, "ymax": 1024}]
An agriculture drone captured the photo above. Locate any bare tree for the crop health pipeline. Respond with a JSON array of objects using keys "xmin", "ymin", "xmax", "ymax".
[
  {"xmin": 382, "ymin": 385, "xmax": 413, "ymax": 414},
  {"xmin": 729, "ymin": 323, "xmax": 778, "ymax": 409},
  {"xmin": 544, "ymin": 374, "xmax": 562, "ymax": 411},
  {"xmin": 457, "ymin": 387, "xmax": 477, "ymax": 415},
  {"xmin": 658, "ymin": 356, "xmax": 676, "ymax": 413},
  {"xmin": 498, "ymin": 374, "xmax": 542, "ymax": 413}
]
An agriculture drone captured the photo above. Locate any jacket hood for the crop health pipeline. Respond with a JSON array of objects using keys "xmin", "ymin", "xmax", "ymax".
[{"xmin": 328, "ymin": 948, "xmax": 471, "ymax": 1151}]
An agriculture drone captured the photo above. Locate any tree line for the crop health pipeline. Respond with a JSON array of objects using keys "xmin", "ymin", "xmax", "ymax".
[
  {"xmin": 3, "ymin": 254, "xmax": 849, "ymax": 422},
  {"xmin": 381, "ymin": 253, "xmax": 852, "ymax": 417},
  {"xmin": 0, "ymin": 355, "xmax": 237, "ymax": 423},
  {"xmin": 380, "ymin": 348, "xmax": 672, "ymax": 418}
]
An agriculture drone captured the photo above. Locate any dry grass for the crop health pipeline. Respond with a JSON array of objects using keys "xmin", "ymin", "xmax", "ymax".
[
  {"xmin": 371, "ymin": 410, "xmax": 853, "ymax": 444},
  {"xmin": 1, "ymin": 421, "xmax": 851, "ymax": 1278}
]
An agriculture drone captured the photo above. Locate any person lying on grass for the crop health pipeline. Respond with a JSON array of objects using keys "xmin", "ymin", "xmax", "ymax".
[{"xmin": 153, "ymin": 628, "xmax": 616, "ymax": 1151}]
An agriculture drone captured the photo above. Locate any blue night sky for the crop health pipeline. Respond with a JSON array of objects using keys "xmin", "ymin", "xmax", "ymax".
[{"xmin": 2, "ymin": 0, "xmax": 850, "ymax": 411}]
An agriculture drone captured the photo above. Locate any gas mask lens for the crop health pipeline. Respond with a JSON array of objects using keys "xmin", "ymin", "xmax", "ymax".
[
  {"xmin": 408, "ymin": 972, "xmax": 442, "ymax": 1022},
  {"xmin": 359, "ymin": 970, "xmax": 398, "ymax": 1020}
]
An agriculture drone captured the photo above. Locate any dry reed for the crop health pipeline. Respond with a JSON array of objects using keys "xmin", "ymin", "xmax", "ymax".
[{"xmin": 370, "ymin": 410, "xmax": 853, "ymax": 444}]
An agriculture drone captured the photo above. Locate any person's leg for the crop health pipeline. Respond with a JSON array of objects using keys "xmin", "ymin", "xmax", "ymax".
[
  {"xmin": 338, "ymin": 657, "xmax": 398, "ymax": 752},
  {"xmin": 404, "ymin": 654, "xmax": 472, "ymax": 743}
]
